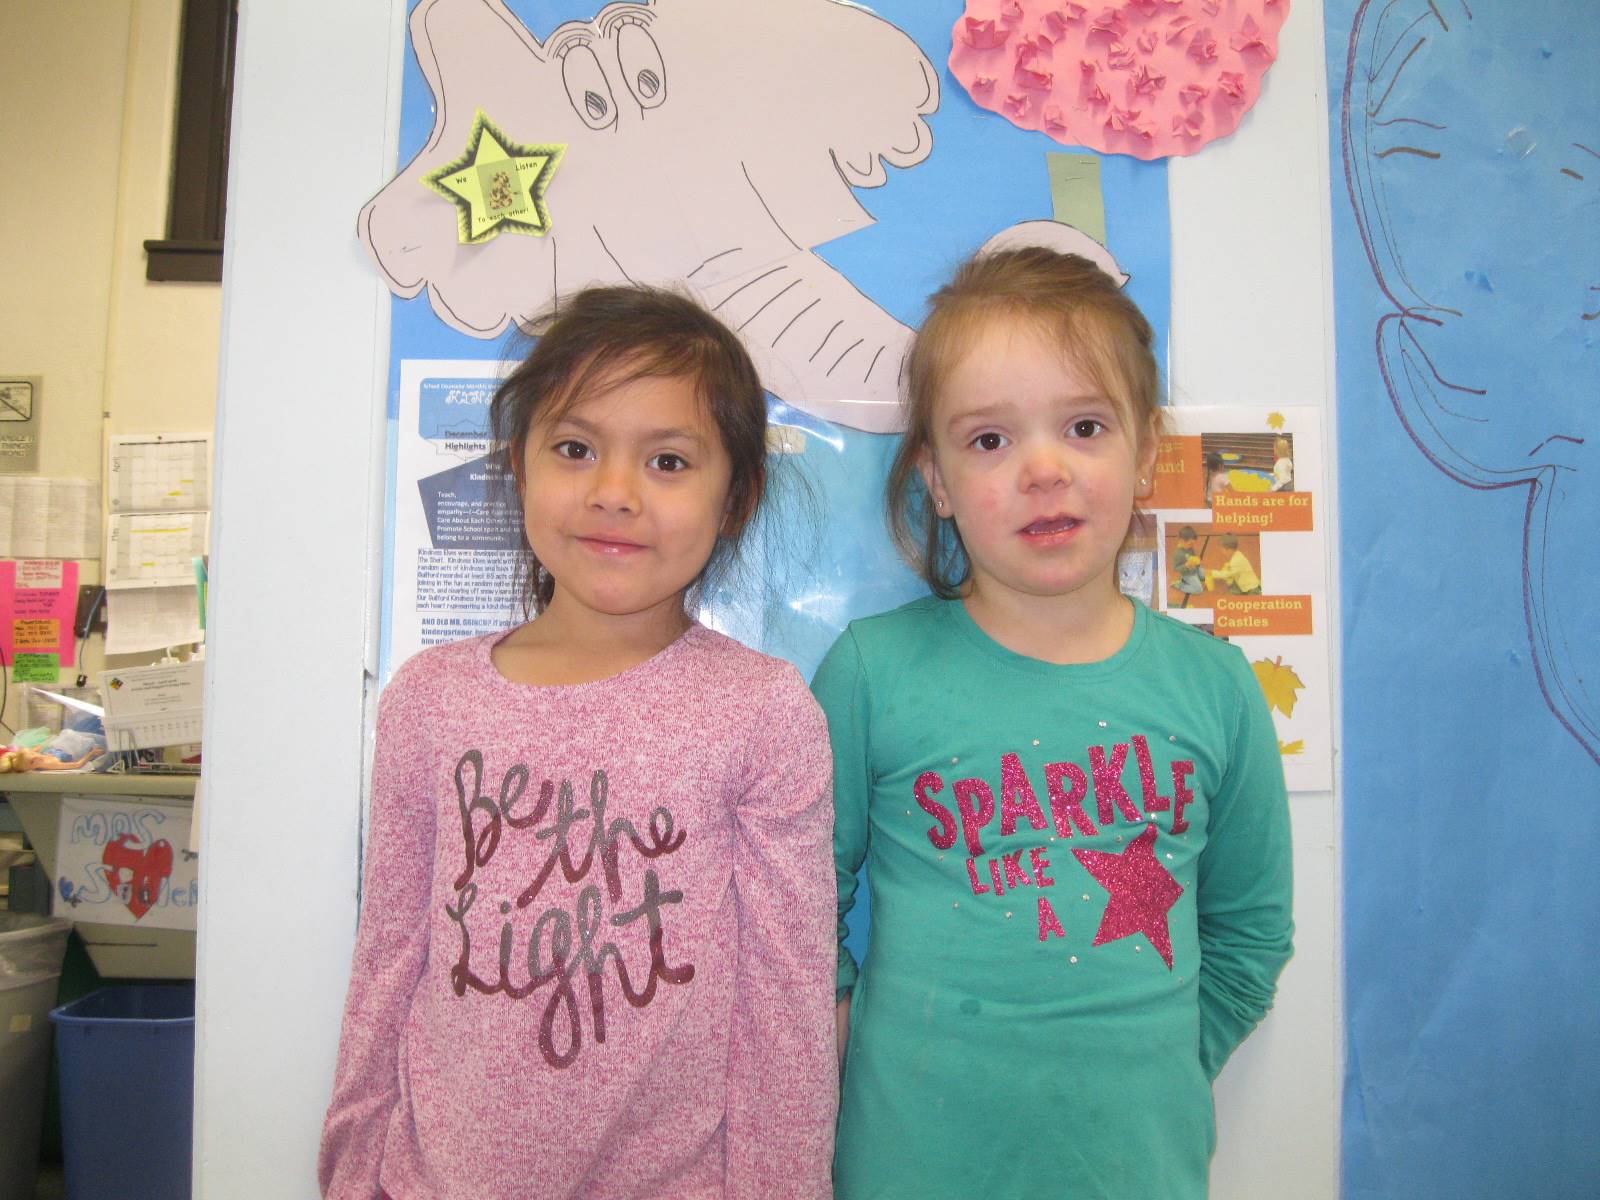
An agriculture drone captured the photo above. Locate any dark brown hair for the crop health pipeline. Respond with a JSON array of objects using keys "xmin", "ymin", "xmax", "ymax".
[
  {"xmin": 886, "ymin": 246, "xmax": 1164, "ymax": 597},
  {"xmin": 489, "ymin": 285, "xmax": 767, "ymax": 617}
]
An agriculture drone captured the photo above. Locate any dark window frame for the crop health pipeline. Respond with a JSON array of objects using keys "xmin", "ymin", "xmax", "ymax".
[{"xmin": 144, "ymin": 0, "xmax": 238, "ymax": 283}]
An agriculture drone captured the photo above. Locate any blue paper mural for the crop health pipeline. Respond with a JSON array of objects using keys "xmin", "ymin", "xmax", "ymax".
[
  {"xmin": 375, "ymin": 0, "xmax": 1172, "ymax": 679},
  {"xmin": 1331, "ymin": 2, "xmax": 1600, "ymax": 1196}
]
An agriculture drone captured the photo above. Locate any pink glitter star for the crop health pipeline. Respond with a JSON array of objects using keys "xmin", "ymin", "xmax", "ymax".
[{"xmin": 1073, "ymin": 824, "xmax": 1184, "ymax": 968}]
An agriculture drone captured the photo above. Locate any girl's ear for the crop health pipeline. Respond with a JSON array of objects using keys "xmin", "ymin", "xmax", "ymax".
[
  {"xmin": 917, "ymin": 446, "xmax": 950, "ymax": 518},
  {"xmin": 1135, "ymin": 416, "xmax": 1161, "ymax": 499},
  {"xmin": 721, "ymin": 483, "xmax": 756, "ymax": 538}
]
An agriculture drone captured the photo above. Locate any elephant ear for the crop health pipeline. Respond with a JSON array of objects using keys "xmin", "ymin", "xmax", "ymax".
[
  {"xmin": 700, "ymin": 0, "xmax": 937, "ymax": 251},
  {"xmin": 804, "ymin": 3, "xmax": 939, "ymax": 187}
]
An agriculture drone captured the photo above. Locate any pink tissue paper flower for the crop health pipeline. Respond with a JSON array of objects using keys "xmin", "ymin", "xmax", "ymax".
[{"xmin": 949, "ymin": 0, "xmax": 1289, "ymax": 158}]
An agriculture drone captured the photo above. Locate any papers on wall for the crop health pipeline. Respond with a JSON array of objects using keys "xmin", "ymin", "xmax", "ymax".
[
  {"xmin": 387, "ymin": 359, "xmax": 522, "ymax": 670},
  {"xmin": 100, "ymin": 435, "xmax": 210, "ymax": 659},
  {"xmin": 100, "ymin": 660, "xmax": 204, "ymax": 749},
  {"xmin": 104, "ymin": 586, "xmax": 204, "ymax": 655},
  {"xmin": 108, "ymin": 433, "xmax": 212, "ymax": 512},
  {"xmin": 0, "ymin": 559, "xmax": 80, "ymax": 682},
  {"xmin": 0, "ymin": 476, "xmax": 100, "ymax": 558},
  {"xmin": 53, "ymin": 794, "xmax": 199, "ymax": 931},
  {"xmin": 1130, "ymin": 406, "xmax": 1333, "ymax": 793},
  {"xmin": 105, "ymin": 512, "xmax": 209, "ymax": 589}
]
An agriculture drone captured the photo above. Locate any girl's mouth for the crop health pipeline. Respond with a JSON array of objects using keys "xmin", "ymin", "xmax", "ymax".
[
  {"xmin": 1021, "ymin": 515, "xmax": 1080, "ymax": 537},
  {"xmin": 577, "ymin": 535, "xmax": 646, "ymax": 555}
]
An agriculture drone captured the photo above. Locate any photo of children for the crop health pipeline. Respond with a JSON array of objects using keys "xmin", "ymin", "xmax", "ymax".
[
  {"xmin": 1164, "ymin": 523, "xmax": 1264, "ymax": 608},
  {"xmin": 1170, "ymin": 525, "xmax": 1207, "ymax": 597},
  {"xmin": 1200, "ymin": 431, "xmax": 1294, "ymax": 502},
  {"xmin": 1273, "ymin": 436, "xmax": 1295, "ymax": 492},
  {"xmin": 1206, "ymin": 452, "xmax": 1230, "ymax": 506},
  {"xmin": 1208, "ymin": 534, "xmax": 1263, "ymax": 594}
]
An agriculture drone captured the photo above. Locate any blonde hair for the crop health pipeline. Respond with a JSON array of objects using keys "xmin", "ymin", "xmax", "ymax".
[{"xmin": 886, "ymin": 246, "xmax": 1164, "ymax": 596}]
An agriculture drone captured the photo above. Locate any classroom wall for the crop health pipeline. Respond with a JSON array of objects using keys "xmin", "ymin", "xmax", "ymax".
[
  {"xmin": 197, "ymin": 2, "xmax": 1340, "ymax": 1197},
  {"xmin": 0, "ymin": 0, "xmax": 222, "ymax": 730}
]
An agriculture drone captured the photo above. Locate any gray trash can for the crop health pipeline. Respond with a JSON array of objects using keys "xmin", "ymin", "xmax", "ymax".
[{"xmin": 0, "ymin": 914, "xmax": 71, "ymax": 1200}]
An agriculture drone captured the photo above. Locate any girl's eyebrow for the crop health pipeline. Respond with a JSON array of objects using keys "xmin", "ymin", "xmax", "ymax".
[
  {"xmin": 550, "ymin": 413, "xmax": 706, "ymax": 445},
  {"xmin": 947, "ymin": 394, "xmax": 1111, "ymax": 428},
  {"xmin": 642, "ymin": 426, "xmax": 707, "ymax": 446}
]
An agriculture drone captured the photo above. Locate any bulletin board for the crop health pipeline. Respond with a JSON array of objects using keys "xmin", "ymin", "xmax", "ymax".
[
  {"xmin": 1328, "ymin": 2, "xmax": 1600, "ymax": 1195},
  {"xmin": 367, "ymin": 0, "xmax": 1173, "ymax": 683}
]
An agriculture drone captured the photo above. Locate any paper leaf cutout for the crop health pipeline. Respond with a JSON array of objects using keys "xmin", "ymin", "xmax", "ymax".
[
  {"xmin": 1267, "ymin": 411, "xmax": 1286, "ymax": 430},
  {"xmin": 1278, "ymin": 739, "xmax": 1305, "ymax": 756},
  {"xmin": 1252, "ymin": 655, "xmax": 1305, "ymax": 718},
  {"xmin": 949, "ymin": 0, "xmax": 1290, "ymax": 159}
]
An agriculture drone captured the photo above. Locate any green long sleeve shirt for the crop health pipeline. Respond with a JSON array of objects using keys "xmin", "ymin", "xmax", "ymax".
[{"xmin": 813, "ymin": 597, "xmax": 1293, "ymax": 1200}]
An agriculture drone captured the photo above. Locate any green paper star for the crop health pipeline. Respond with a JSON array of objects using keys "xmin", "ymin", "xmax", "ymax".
[{"xmin": 423, "ymin": 110, "xmax": 565, "ymax": 244}]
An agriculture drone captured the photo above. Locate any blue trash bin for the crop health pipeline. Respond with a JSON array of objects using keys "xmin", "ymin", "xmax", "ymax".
[{"xmin": 50, "ymin": 984, "xmax": 194, "ymax": 1200}]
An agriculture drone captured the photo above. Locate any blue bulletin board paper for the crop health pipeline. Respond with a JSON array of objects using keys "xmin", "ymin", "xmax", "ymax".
[
  {"xmin": 1329, "ymin": 3, "xmax": 1600, "ymax": 1196},
  {"xmin": 376, "ymin": 0, "xmax": 1171, "ymax": 683}
]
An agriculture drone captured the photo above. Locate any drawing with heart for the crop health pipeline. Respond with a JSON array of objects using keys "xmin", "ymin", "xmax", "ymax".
[{"xmin": 101, "ymin": 833, "xmax": 174, "ymax": 920}]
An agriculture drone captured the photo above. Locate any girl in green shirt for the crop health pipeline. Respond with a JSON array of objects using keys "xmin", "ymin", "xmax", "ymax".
[{"xmin": 814, "ymin": 247, "xmax": 1293, "ymax": 1199}]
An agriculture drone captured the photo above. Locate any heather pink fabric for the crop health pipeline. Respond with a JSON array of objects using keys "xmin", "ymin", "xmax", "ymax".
[{"xmin": 319, "ymin": 626, "xmax": 837, "ymax": 1200}]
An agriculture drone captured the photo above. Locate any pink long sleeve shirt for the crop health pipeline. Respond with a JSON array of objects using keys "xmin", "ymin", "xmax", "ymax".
[{"xmin": 318, "ymin": 626, "xmax": 838, "ymax": 1200}]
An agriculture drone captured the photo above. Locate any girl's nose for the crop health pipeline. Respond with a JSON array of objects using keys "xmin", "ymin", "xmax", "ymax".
[
  {"xmin": 1018, "ymin": 441, "xmax": 1071, "ymax": 491},
  {"xmin": 587, "ymin": 459, "xmax": 640, "ymax": 512}
]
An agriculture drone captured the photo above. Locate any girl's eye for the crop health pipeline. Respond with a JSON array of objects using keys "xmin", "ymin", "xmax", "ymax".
[
  {"xmin": 649, "ymin": 452, "xmax": 688, "ymax": 472},
  {"xmin": 972, "ymin": 432, "xmax": 1008, "ymax": 452},
  {"xmin": 1067, "ymin": 419, "xmax": 1106, "ymax": 439},
  {"xmin": 554, "ymin": 440, "xmax": 592, "ymax": 461}
]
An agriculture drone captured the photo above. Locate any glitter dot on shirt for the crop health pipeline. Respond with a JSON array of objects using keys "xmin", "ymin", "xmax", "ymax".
[
  {"xmin": 1033, "ymin": 739, "xmax": 1040, "ymax": 746},
  {"xmin": 1098, "ymin": 720, "xmax": 1108, "ymax": 728},
  {"xmin": 1070, "ymin": 956, "xmax": 1078, "ymax": 964}
]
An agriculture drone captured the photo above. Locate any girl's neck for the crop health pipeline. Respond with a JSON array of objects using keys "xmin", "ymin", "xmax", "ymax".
[
  {"xmin": 961, "ymin": 579, "xmax": 1135, "ymax": 666},
  {"xmin": 491, "ymin": 592, "xmax": 692, "ymax": 686}
]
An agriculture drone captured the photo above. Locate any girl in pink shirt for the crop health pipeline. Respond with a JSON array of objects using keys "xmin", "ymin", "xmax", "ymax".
[{"xmin": 319, "ymin": 286, "xmax": 837, "ymax": 1200}]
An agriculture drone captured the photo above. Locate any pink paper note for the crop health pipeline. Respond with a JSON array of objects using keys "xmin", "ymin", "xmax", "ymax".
[
  {"xmin": 949, "ymin": 0, "xmax": 1289, "ymax": 160},
  {"xmin": 0, "ymin": 559, "xmax": 80, "ymax": 666}
]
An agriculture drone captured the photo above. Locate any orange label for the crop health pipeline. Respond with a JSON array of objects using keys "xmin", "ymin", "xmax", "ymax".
[
  {"xmin": 1147, "ymin": 435, "xmax": 1204, "ymax": 509},
  {"xmin": 12, "ymin": 618, "xmax": 58, "ymax": 650},
  {"xmin": 1214, "ymin": 595, "xmax": 1314, "ymax": 636},
  {"xmin": 1208, "ymin": 491, "xmax": 1314, "ymax": 531}
]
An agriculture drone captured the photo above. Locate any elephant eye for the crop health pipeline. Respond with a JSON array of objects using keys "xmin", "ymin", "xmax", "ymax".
[
  {"xmin": 616, "ymin": 22, "xmax": 666, "ymax": 110},
  {"xmin": 561, "ymin": 44, "xmax": 618, "ymax": 130}
]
